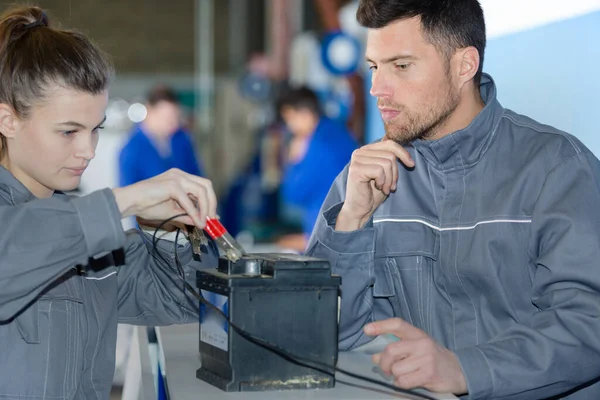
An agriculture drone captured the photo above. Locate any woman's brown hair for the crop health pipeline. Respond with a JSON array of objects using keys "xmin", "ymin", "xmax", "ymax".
[{"xmin": 0, "ymin": 6, "xmax": 113, "ymax": 160}]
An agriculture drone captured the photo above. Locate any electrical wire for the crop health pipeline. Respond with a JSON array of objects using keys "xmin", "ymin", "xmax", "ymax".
[{"xmin": 150, "ymin": 213, "xmax": 437, "ymax": 400}]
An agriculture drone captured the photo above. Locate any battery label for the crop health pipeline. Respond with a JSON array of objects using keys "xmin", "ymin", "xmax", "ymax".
[{"xmin": 199, "ymin": 290, "xmax": 229, "ymax": 351}]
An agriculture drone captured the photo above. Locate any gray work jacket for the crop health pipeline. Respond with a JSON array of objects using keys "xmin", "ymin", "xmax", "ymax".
[
  {"xmin": 0, "ymin": 166, "xmax": 217, "ymax": 399},
  {"xmin": 308, "ymin": 74, "xmax": 600, "ymax": 400}
]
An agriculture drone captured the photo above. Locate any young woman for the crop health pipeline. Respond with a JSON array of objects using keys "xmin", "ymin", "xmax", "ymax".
[{"xmin": 0, "ymin": 6, "xmax": 218, "ymax": 399}]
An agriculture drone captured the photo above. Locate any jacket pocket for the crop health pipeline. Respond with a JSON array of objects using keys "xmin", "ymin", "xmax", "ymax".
[
  {"xmin": 373, "ymin": 221, "xmax": 438, "ymax": 332},
  {"xmin": 0, "ymin": 274, "xmax": 84, "ymax": 399},
  {"xmin": 16, "ymin": 269, "xmax": 83, "ymax": 344}
]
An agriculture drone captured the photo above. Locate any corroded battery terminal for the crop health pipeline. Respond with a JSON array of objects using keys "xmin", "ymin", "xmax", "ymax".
[{"xmin": 187, "ymin": 226, "xmax": 207, "ymax": 256}]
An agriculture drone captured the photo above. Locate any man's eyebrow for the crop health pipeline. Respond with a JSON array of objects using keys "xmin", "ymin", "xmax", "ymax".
[{"xmin": 366, "ymin": 54, "xmax": 418, "ymax": 64}]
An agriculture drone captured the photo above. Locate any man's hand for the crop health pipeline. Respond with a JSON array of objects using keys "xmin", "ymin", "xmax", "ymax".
[
  {"xmin": 336, "ymin": 140, "xmax": 414, "ymax": 231},
  {"xmin": 365, "ymin": 318, "xmax": 467, "ymax": 395}
]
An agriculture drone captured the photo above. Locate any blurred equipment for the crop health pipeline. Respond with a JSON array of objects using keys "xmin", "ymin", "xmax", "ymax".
[
  {"xmin": 238, "ymin": 71, "xmax": 273, "ymax": 103},
  {"xmin": 311, "ymin": 0, "xmax": 366, "ymax": 142},
  {"xmin": 196, "ymin": 254, "xmax": 340, "ymax": 392},
  {"xmin": 211, "ymin": 78, "xmax": 266, "ymax": 197},
  {"xmin": 320, "ymin": 30, "xmax": 361, "ymax": 76},
  {"xmin": 213, "ymin": 77, "xmax": 283, "ymax": 240}
]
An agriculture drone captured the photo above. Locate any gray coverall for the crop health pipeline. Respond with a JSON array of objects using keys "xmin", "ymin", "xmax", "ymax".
[
  {"xmin": 308, "ymin": 74, "xmax": 600, "ymax": 399},
  {"xmin": 0, "ymin": 166, "xmax": 217, "ymax": 399}
]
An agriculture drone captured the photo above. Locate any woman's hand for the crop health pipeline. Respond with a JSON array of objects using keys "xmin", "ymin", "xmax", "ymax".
[{"xmin": 112, "ymin": 168, "xmax": 217, "ymax": 229}]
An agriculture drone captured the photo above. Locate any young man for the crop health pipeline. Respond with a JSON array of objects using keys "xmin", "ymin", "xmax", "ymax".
[
  {"xmin": 119, "ymin": 85, "xmax": 204, "ymax": 186},
  {"xmin": 307, "ymin": 1, "xmax": 600, "ymax": 399},
  {"xmin": 277, "ymin": 86, "xmax": 357, "ymax": 251}
]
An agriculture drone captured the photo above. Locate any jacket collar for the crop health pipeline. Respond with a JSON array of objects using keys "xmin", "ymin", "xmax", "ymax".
[
  {"xmin": 0, "ymin": 165, "xmax": 37, "ymax": 205},
  {"xmin": 411, "ymin": 73, "xmax": 505, "ymax": 172}
]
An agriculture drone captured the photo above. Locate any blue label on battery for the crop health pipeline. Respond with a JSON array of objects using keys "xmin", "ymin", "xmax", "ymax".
[{"xmin": 199, "ymin": 290, "xmax": 229, "ymax": 351}]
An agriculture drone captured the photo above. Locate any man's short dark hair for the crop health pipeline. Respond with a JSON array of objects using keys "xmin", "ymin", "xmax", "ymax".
[
  {"xmin": 357, "ymin": 0, "xmax": 486, "ymax": 85},
  {"xmin": 146, "ymin": 85, "xmax": 179, "ymax": 106},
  {"xmin": 276, "ymin": 86, "xmax": 321, "ymax": 116}
]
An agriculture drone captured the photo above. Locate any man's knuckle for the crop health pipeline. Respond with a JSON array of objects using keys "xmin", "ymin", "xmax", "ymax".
[
  {"xmin": 420, "ymin": 338, "xmax": 435, "ymax": 351},
  {"xmin": 381, "ymin": 347, "xmax": 393, "ymax": 358},
  {"xmin": 425, "ymin": 367, "xmax": 436, "ymax": 382},
  {"xmin": 424, "ymin": 352, "xmax": 435, "ymax": 364},
  {"xmin": 388, "ymin": 341, "xmax": 401, "ymax": 353},
  {"xmin": 391, "ymin": 318, "xmax": 403, "ymax": 330}
]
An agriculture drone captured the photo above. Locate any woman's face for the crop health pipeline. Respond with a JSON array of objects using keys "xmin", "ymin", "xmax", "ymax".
[{"xmin": 1, "ymin": 84, "xmax": 108, "ymax": 197}]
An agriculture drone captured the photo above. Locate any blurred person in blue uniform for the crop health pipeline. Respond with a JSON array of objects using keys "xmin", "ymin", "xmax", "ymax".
[
  {"xmin": 119, "ymin": 85, "xmax": 204, "ymax": 187},
  {"xmin": 277, "ymin": 86, "xmax": 357, "ymax": 251}
]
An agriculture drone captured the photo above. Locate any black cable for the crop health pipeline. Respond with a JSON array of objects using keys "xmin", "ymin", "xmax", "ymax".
[
  {"xmin": 149, "ymin": 214, "xmax": 437, "ymax": 400},
  {"xmin": 151, "ymin": 214, "xmax": 187, "ymax": 258},
  {"xmin": 172, "ymin": 228, "xmax": 185, "ymax": 277},
  {"xmin": 173, "ymin": 228, "xmax": 187, "ymax": 295}
]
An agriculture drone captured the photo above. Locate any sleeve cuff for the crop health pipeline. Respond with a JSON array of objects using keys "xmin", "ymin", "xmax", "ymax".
[
  {"xmin": 139, "ymin": 226, "xmax": 190, "ymax": 246},
  {"xmin": 138, "ymin": 229, "xmax": 196, "ymax": 267},
  {"xmin": 455, "ymin": 346, "xmax": 494, "ymax": 400},
  {"xmin": 71, "ymin": 188, "xmax": 127, "ymax": 258},
  {"xmin": 316, "ymin": 202, "xmax": 376, "ymax": 254}
]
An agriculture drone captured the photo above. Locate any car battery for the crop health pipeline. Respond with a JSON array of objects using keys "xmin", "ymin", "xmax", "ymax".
[{"xmin": 196, "ymin": 253, "xmax": 341, "ymax": 392}]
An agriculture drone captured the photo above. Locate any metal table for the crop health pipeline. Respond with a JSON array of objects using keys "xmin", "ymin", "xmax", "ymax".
[{"xmin": 154, "ymin": 324, "xmax": 458, "ymax": 400}]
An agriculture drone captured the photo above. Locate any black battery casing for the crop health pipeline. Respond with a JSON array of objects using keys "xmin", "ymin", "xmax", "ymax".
[{"xmin": 196, "ymin": 253, "xmax": 341, "ymax": 392}]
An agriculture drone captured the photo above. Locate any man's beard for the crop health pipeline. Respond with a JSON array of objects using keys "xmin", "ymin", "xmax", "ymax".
[{"xmin": 381, "ymin": 82, "xmax": 460, "ymax": 145}]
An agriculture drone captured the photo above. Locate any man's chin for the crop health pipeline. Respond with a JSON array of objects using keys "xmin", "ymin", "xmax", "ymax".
[{"xmin": 383, "ymin": 129, "xmax": 418, "ymax": 146}]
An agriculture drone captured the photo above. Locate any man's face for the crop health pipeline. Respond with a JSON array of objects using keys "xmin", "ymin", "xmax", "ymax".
[{"xmin": 366, "ymin": 17, "xmax": 460, "ymax": 144}]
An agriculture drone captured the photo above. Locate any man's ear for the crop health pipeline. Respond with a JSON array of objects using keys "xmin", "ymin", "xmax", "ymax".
[
  {"xmin": 0, "ymin": 104, "xmax": 21, "ymax": 139},
  {"xmin": 456, "ymin": 46, "xmax": 480, "ymax": 88}
]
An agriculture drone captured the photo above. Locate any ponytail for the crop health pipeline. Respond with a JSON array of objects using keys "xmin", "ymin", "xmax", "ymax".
[
  {"xmin": 0, "ymin": 6, "xmax": 113, "ymax": 118},
  {"xmin": 0, "ymin": 6, "xmax": 112, "ymax": 160}
]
